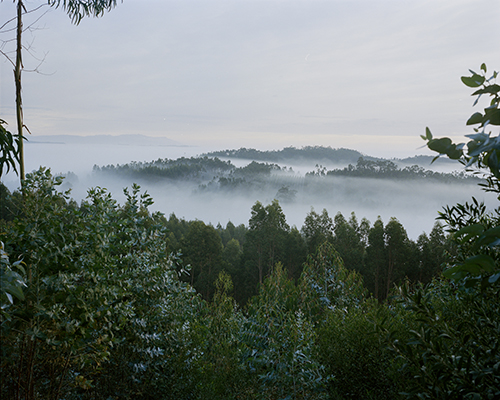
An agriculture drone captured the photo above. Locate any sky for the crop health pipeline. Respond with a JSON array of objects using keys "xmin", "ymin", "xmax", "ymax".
[{"xmin": 1, "ymin": 0, "xmax": 500, "ymax": 159}]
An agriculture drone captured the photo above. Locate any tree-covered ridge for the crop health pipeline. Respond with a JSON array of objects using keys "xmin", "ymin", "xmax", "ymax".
[
  {"xmin": 93, "ymin": 156, "xmax": 234, "ymax": 181},
  {"xmin": 204, "ymin": 146, "xmax": 457, "ymax": 166},
  {"xmin": 92, "ymin": 154, "xmax": 477, "ymax": 195},
  {"xmin": 204, "ymin": 145, "xmax": 369, "ymax": 163},
  {"xmin": 308, "ymin": 157, "xmax": 479, "ymax": 182}
]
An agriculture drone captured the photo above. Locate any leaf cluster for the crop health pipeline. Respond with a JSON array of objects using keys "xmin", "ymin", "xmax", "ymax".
[{"xmin": 0, "ymin": 119, "xmax": 25, "ymax": 177}]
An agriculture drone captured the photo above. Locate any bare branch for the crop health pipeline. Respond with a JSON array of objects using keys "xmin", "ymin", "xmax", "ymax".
[
  {"xmin": 0, "ymin": 48, "xmax": 15, "ymax": 67},
  {"xmin": 0, "ymin": 15, "xmax": 17, "ymax": 32}
]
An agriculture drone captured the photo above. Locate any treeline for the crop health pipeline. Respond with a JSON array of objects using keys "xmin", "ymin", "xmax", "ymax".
[
  {"xmin": 204, "ymin": 146, "xmax": 459, "ymax": 167},
  {"xmin": 93, "ymin": 157, "xmax": 285, "ymax": 182},
  {"xmin": 203, "ymin": 145, "xmax": 366, "ymax": 164},
  {"xmin": 1, "ymin": 178, "xmax": 447, "ymax": 306},
  {"xmin": 308, "ymin": 157, "xmax": 478, "ymax": 182},
  {"xmin": 1, "ymin": 170, "xmax": 498, "ymax": 399},
  {"xmin": 92, "ymin": 155, "xmax": 477, "ymax": 195},
  {"xmin": 92, "ymin": 156, "xmax": 235, "ymax": 181},
  {"xmin": 163, "ymin": 201, "xmax": 449, "ymax": 305}
]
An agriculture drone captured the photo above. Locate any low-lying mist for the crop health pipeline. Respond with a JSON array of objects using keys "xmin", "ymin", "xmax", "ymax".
[
  {"xmin": 3, "ymin": 140, "xmax": 495, "ymax": 239},
  {"xmin": 60, "ymin": 167, "xmax": 492, "ymax": 240}
]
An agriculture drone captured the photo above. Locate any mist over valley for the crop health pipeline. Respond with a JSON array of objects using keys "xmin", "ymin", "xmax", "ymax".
[{"xmin": 3, "ymin": 135, "xmax": 494, "ymax": 239}]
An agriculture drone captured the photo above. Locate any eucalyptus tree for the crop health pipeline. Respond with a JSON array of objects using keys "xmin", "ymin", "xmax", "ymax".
[
  {"xmin": 181, "ymin": 220, "xmax": 224, "ymax": 300},
  {"xmin": 385, "ymin": 65, "xmax": 500, "ymax": 399},
  {"xmin": 245, "ymin": 200, "xmax": 290, "ymax": 285},
  {"xmin": 365, "ymin": 217, "xmax": 386, "ymax": 300},
  {"xmin": 0, "ymin": 0, "xmax": 122, "ymax": 185},
  {"xmin": 301, "ymin": 207, "xmax": 334, "ymax": 254},
  {"xmin": 332, "ymin": 211, "xmax": 365, "ymax": 274}
]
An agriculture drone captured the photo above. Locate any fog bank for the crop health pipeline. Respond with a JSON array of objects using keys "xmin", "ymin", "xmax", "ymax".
[{"xmin": 2, "ymin": 140, "xmax": 496, "ymax": 240}]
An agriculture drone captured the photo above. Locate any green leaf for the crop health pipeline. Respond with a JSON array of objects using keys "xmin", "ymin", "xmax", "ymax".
[
  {"xmin": 455, "ymin": 224, "xmax": 484, "ymax": 237},
  {"xmin": 443, "ymin": 265, "xmax": 463, "ymax": 279},
  {"xmin": 461, "ymin": 74, "xmax": 485, "ymax": 88},
  {"xmin": 428, "ymin": 137, "xmax": 452, "ymax": 154},
  {"xmin": 463, "ymin": 254, "xmax": 496, "ymax": 274},
  {"xmin": 425, "ymin": 127, "xmax": 433, "ymax": 141},
  {"xmin": 484, "ymin": 108, "xmax": 500, "ymax": 126},
  {"xmin": 461, "ymin": 264, "xmax": 482, "ymax": 274},
  {"xmin": 472, "ymin": 84, "xmax": 500, "ymax": 96},
  {"xmin": 7, "ymin": 285, "xmax": 25, "ymax": 301},
  {"xmin": 466, "ymin": 112, "xmax": 483, "ymax": 126}
]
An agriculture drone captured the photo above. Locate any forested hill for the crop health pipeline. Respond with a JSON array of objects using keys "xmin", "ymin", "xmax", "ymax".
[
  {"xmin": 203, "ymin": 146, "xmax": 456, "ymax": 166},
  {"xmin": 92, "ymin": 155, "xmax": 477, "ymax": 189},
  {"xmin": 203, "ymin": 146, "xmax": 368, "ymax": 164}
]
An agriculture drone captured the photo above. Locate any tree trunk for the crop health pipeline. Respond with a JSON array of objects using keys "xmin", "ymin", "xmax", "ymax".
[
  {"xmin": 15, "ymin": 0, "xmax": 25, "ymax": 185},
  {"xmin": 386, "ymin": 249, "xmax": 393, "ymax": 300}
]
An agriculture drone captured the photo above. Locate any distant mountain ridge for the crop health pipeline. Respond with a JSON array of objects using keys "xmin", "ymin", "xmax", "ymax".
[{"xmin": 29, "ymin": 134, "xmax": 183, "ymax": 147}]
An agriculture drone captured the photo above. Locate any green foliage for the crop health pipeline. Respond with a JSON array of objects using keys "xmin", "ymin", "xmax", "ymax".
[
  {"xmin": 309, "ymin": 156, "xmax": 477, "ymax": 182},
  {"xmin": 205, "ymin": 146, "xmax": 364, "ymax": 164},
  {"xmin": 0, "ymin": 168, "xmax": 202, "ymax": 399},
  {"xmin": 181, "ymin": 220, "xmax": 224, "ymax": 300},
  {"xmin": 0, "ymin": 241, "xmax": 26, "ymax": 320},
  {"xmin": 332, "ymin": 212, "xmax": 366, "ymax": 276},
  {"xmin": 0, "ymin": 182, "xmax": 22, "ymax": 221},
  {"xmin": 244, "ymin": 200, "xmax": 290, "ymax": 287},
  {"xmin": 423, "ymin": 65, "xmax": 500, "ymax": 187},
  {"xmin": 301, "ymin": 208, "xmax": 334, "ymax": 254},
  {"xmin": 242, "ymin": 263, "xmax": 330, "ymax": 399},
  {"xmin": 48, "ymin": 0, "xmax": 122, "ymax": 25},
  {"xmin": 299, "ymin": 242, "xmax": 367, "ymax": 322},
  {"xmin": 317, "ymin": 301, "xmax": 405, "ymax": 400},
  {"xmin": 300, "ymin": 243, "xmax": 405, "ymax": 400},
  {"xmin": 423, "ymin": 64, "xmax": 500, "ymax": 289},
  {"xmin": 95, "ymin": 156, "xmax": 233, "ymax": 182},
  {"xmin": 389, "ymin": 282, "xmax": 500, "ymax": 399},
  {"xmin": 0, "ymin": 119, "xmax": 24, "ymax": 177},
  {"xmin": 389, "ymin": 63, "xmax": 500, "ymax": 400},
  {"xmin": 415, "ymin": 222, "xmax": 448, "ymax": 284},
  {"xmin": 189, "ymin": 271, "xmax": 248, "ymax": 399}
]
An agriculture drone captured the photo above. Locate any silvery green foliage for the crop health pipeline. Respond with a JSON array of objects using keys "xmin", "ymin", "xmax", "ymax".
[
  {"xmin": 0, "ymin": 241, "xmax": 26, "ymax": 319},
  {"xmin": 388, "ymin": 64, "xmax": 500, "ymax": 399},
  {"xmin": 242, "ymin": 263, "xmax": 330, "ymax": 400},
  {"xmin": 423, "ymin": 65, "xmax": 500, "ymax": 288},
  {"xmin": 0, "ymin": 169, "xmax": 202, "ymax": 399},
  {"xmin": 300, "ymin": 242, "xmax": 367, "ymax": 320},
  {"xmin": 389, "ymin": 281, "xmax": 500, "ymax": 399}
]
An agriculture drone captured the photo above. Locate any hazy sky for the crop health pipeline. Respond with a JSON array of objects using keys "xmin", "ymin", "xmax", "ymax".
[{"xmin": 1, "ymin": 0, "xmax": 499, "ymax": 158}]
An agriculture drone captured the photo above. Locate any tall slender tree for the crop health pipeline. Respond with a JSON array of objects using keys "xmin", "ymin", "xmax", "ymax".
[
  {"xmin": 1, "ymin": 0, "xmax": 122, "ymax": 186},
  {"xmin": 245, "ymin": 200, "xmax": 290, "ymax": 284},
  {"xmin": 365, "ymin": 217, "xmax": 386, "ymax": 300}
]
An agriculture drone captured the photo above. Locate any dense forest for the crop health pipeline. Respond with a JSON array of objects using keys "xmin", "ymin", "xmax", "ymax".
[{"xmin": 1, "ymin": 67, "xmax": 499, "ymax": 399}]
